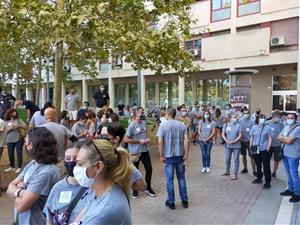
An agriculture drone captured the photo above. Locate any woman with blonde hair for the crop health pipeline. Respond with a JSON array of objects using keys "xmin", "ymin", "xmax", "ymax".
[{"xmin": 70, "ymin": 139, "xmax": 132, "ymax": 225}]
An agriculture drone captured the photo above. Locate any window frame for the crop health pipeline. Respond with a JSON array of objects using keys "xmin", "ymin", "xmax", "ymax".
[
  {"xmin": 237, "ymin": 0, "xmax": 261, "ymax": 17},
  {"xmin": 210, "ymin": 0, "xmax": 232, "ymax": 23},
  {"xmin": 185, "ymin": 39, "xmax": 202, "ymax": 59}
]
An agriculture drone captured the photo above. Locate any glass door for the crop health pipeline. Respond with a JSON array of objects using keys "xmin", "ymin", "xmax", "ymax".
[{"xmin": 272, "ymin": 91, "xmax": 297, "ymax": 112}]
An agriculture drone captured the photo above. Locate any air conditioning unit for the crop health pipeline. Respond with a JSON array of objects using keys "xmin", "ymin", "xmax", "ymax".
[{"xmin": 271, "ymin": 37, "xmax": 285, "ymax": 47}]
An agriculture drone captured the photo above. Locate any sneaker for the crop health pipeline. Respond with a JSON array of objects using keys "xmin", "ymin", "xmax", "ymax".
[
  {"xmin": 15, "ymin": 168, "xmax": 22, "ymax": 174},
  {"xmin": 241, "ymin": 168, "xmax": 248, "ymax": 174},
  {"xmin": 280, "ymin": 189, "xmax": 294, "ymax": 196},
  {"xmin": 206, "ymin": 167, "xmax": 210, "ymax": 173},
  {"xmin": 201, "ymin": 168, "xmax": 206, "ymax": 173},
  {"xmin": 263, "ymin": 183, "xmax": 271, "ymax": 189},
  {"xmin": 182, "ymin": 200, "xmax": 188, "ymax": 208},
  {"xmin": 252, "ymin": 178, "xmax": 262, "ymax": 184},
  {"xmin": 231, "ymin": 176, "xmax": 238, "ymax": 180},
  {"xmin": 145, "ymin": 188, "xmax": 156, "ymax": 197},
  {"xmin": 4, "ymin": 167, "xmax": 15, "ymax": 172},
  {"xmin": 289, "ymin": 194, "xmax": 300, "ymax": 203},
  {"xmin": 132, "ymin": 191, "xmax": 138, "ymax": 199},
  {"xmin": 253, "ymin": 171, "xmax": 257, "ymax": 177},
  {"xmin": 271, "ymin": 173, "xmax": 277, "ymax": 179},
  {"xmin": 165, "ymin": 200, "xmax": 175, "ymax": 210},
  {"xmin": 221, "ymin": 172, "xmax": 230, "ymax": 176}
]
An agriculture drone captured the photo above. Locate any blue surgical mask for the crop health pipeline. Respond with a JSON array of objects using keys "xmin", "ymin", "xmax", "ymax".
[
  {"xmin": 64, "ymin": 161, "xmax": 76, "ymax": 177},
  {"xmin": 231, "ymin": 118, "xmax": 238, "ymax": 124},
  {"xmin": 204, "ymin": 114, "xmax": 209, "ymax": 120},
  {"xmin": 286, "ymin": 119, "xmax": 295, "ymax": 126},
  {"xmin": 73, "ymin": 163, "xmax": 98, "ymax": 188}
]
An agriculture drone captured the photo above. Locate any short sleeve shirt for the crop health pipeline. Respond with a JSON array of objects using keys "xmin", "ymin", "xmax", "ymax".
[
  {"xmin": 250, "ymin": 125, "xmax": 272, "ymax": 151},
  {"xmin": 29, "ymin": 111, "xmax": 46, "ymax": 127},
  {"xmin": 17, "ymin": 160, "xmax": 60, "ymax": 225},
  {"xmin": 93, "ymin": 91, "xmax": 110, "ymax": 108},
  {"xmin": 42, "ymin": 122, "xmax": 73, "ymax": 161},
  {"xmin": 266, "ymin": 120, "xmax": 284, "ymax": 147},
  {"xmin": 198, "ymin": 120, "xmax": 216, "ymax": 141},
  {"xmin": 71, "ymin": 122, "xmax": 88, "ymax": 141},
  {"xmin": 214, "ymin": 115, "xmax": 225, "ymax": 128},
  {"xmin": 280, "ymin": 125, "xmax": 300, "ymax": 158},
  {"xmin": 125, "ymin": 121, "xmax": 148, "ymax": 154},
  {"xmin": 191, "ymin": 110, "xmax": 202, "ymax": 125},
  {"xmin": 43, "ymin": 177, "xmax": 89, "ymax": 224},
  {"xmin": 239, "ymin": 118, "xmax": 255, "ymax": 142},
  {"xmin": 65, "ymin": 94, "xmax": 80, "ymax": 111},
  {"xmin": 156, "ymin": 120, "xmax": 187, "ymax": 158},
  {"xmin": 5, "ymin": 119, "xmax": 25, "ymax": 143},
  {"xmin": 23, "ymin": 100, "xmax": 40, "ymax": 118},
  {"xmin": 222, "ymin": 123, "xmax": 242, "ymax": 148},
  {"xmin": 75, "ymin": 185, "xmax": 131, "ymax": 225}
]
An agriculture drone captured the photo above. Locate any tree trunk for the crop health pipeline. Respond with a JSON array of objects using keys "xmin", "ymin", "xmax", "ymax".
[
  {"xmin": 53, "ymin": 0, "xmax": 64, "ymax": 111},
  {"xmin": 35, "ymin": 57, "xmax": 42, "ymax": 106}
]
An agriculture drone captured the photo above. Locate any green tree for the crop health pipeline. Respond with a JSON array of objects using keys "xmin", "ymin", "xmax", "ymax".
[{"xmin": 0, "ymin": 0, "xmax": 198, "ymax": 110}]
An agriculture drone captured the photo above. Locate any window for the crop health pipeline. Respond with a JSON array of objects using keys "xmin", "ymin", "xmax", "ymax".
[
  {"xmin": 112, "ymin": 55, "xmax": 123, "ymax": 69},
  {"xmin": 184, "ymin": 81, "xmax": 193, "ymax": 107},
  {"xmin": 128, "ymin": 83, "xmax": 137, "ymax": 106},
  {"xmin": 159, "ymin": 81, "xmax": 178, "ymax": 107},
  {"xmin": 211, "ymin": 0, "xmax": 231, "ymax": 22},
  {"xmin": 115, "ymin": 84, "xmax": 126, "ymax": 107},
  {"xmin": 185, "ymin": 39, "xmax": 201, "ymax": 59},
  {"xmin": 145, "ymin": 82, "xmax": 156, "ymax": 108},
  {"xmin": 238, "ymin": 0, "xmax": 260, "ymax": 17},
  {"xmin": 273, "ymin": 74, "xmax": 297, "ymax": 91}
]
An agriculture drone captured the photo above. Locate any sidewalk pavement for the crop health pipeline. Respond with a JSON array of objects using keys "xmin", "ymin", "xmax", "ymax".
[{"xmin": 0, "ymin": 143, "xmax": 296, "ymax": 225}]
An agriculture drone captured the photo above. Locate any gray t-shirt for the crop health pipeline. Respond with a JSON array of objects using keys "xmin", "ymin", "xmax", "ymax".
[
  {"xmin": 43, "ymin": 177, "xmax": 89, "ymax": 224},
  {"xmin": 126, "ymin": 121, "xmax": 148, "ymax": 154},
  {"xmin": 266, "ymin": 120, "xmax": 284, "ymax": 147},
  {"xmin": 156, "ymin": 119, "xmax": 187, "ymax": 158},
  {"xmin": 239, "ymin": 118, "xmax": 255, "ymax": 142},
  {"xmin": 198, "ymin": 120, "xmax": 216, "ymax": 141},
  {"xmin": 42, "ymin": 122, "xmax": 72, "ymax": 160},
  {"xmin": 5, "ymin": 119, "xmax": 25, "ymax": 143},
  {"xmin": 29, "ymin": 111, "xmax": 46, "ymax": 127},
  {"xmin": 71, "ymin": 121, "xmax": 88, "ymax": 141},
  {"xmin": 250, "ymin": 125, "xmax": 272, "ymax": 151},
  {"xmin": 214, "ymin": 115, "xmax": 225, "ymax": 128},
  {"xmin": 131, "ymin": 166, "xmax": 143, "ymax": 184},
  {"xmin": 65, "ymin": 94, "xmax": 80, "ymax": 111},
  {"xmin": 76, "ymin": 185, "xmax": 131, "ymax": 225},
  {"xmin": 191, "ymin": 109, "xmax": 202, "ymax": 125},
  {"xmin": 222, "ymin": 123, "xmax": 242, "ymax": 149},
  {"xmin": 17, "ymin": 160, "xmax": 60, "ymax": 225},
  {"xmin": 280, "ymin": 125, "xmax": 300, "ymax": 159}
]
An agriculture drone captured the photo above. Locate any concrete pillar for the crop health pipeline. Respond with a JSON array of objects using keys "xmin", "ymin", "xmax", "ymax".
[
  {"xmin": 61, "ymin": 84, "xmax": 66, "ymax": 111},
  {"xmin": 82, "ymin": 78, "xmax": 88, "ymax": 102},
  {"xmin": 178, "ymin": 75, "xmax": 185, "ymax": 105},
  {"xmin": 41, "ymin": 85, "xmax": 46, "ymax": 107},
  {"xmin": 125, "ymin": 83, "xmax": 129, "ymax": 106},
  {"xmin": 297, "ymin": 10, "xmax": 300, "ymax": 109},
  {"xmin": 192, "ymin": 80, "xmax": 197, "ymax": 104},
  {"xmin": 25, "ymin": 87, "xmax": 33, "ymax": 101},
  {"xmin": 140, "ymin": 74, "xmax": 146, "ymax": 108},
  {"xmin": 108, "ymin": 77, "xmax": 115, "ymax": 108},
  {"xmin": 155, "ymin": 81, "xmax": 160, "ymax": 105}
]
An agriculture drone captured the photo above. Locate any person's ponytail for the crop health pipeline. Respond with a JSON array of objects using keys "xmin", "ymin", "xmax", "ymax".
[{"xmin": 112, "ymin": 147, "xmax": 133, "ymax": 198}]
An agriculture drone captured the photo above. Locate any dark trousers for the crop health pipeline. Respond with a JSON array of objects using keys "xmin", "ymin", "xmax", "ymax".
[
  {"xmin": 134, "ymin": 151, "xmax": 153, "ymax": 189},
  {"xmin": 253, "ymin": 150, "xmax": 271, "ymax": 184},
  {"xmin": 7, "ymin": 140, "xmax": 23, "ymax": 168}
]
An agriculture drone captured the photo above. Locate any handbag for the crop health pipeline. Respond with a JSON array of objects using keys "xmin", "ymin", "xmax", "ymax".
[
  {"xmin": 51, "ymin": 187, "xmax": 87, "ymax": 225},
  {"xmin": 251, "ymin": 125, "xmax": 265, "ymax": 154},
  {"xmin": 18, "ymin": 119, "xmax": 27, "ymax": 138}
]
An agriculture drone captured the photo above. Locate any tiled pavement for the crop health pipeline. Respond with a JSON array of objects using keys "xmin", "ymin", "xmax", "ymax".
[{"xmin": 0, "ymin": 143, "xmax": 292, "ymax": 225}]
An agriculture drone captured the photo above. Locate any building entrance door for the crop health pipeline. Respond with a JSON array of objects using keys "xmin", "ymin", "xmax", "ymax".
[{"xmin": 272, "ymin": 91, "xmax": 297, "ymax": 112}]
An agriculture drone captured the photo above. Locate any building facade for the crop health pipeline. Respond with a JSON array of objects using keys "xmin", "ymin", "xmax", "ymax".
[{"xmin": 16, "ymin": 0, "xmax": 300, "ymax": 114}]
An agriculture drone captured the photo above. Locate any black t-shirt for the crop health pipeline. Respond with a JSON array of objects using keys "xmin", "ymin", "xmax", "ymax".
[
  {"xmin": 0, "ymin": 93, "xmax": 16, "ymax": 119},
  {"xmin": 93, "ymin": 91, "xmax": 110, "ymax": 108},
  {"xmin": 22, "ymin": 100, "xmax": 40, "ymax": 118},
  {"xmin": 118, "ymin": 104, "xmax": 125, "ymax": 112}
]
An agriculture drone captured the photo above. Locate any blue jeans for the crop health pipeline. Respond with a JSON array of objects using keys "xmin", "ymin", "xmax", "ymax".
[
  {"xmin": 283, "ymin": 156, "xmax": 300, "ymax": 196},
  {"xmin": 164, "ymin": 156, "xmax": 188, "ymax": 204},
  {"xmin": 199, "ymin": 141, "xmax": 213, "ymax": 167},
  {"xmin": 7, "ymin": 140, "xmax": 23, "ymax": 168},
  {"xmin": 225, "ymin": 148, "xmax": 240, "ymax": 176}
]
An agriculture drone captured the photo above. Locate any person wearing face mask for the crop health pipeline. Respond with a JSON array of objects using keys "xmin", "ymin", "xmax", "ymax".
[
  {"xmin": 239, "ymin": 109, "xmax": 256, "ymax": 175},
  {"xmin": 59, "ymin": 110, "xmax": 71, "ymax": 129},
  {"xmin": 7, "ymin": 127, "xmax": 60, "ymax": 225},
  {"xmin": 178, "ymin": 106, "xmax": 191, "ymax": 132},
  {"xmin": 29, "ymin": 102, "xmax": 54, "ymax": 128},
  {"xmin": 250, "ymin": 114, "xmax": 272, "ymax": 188},
  {"xmin": 221, "ymin": 113, "xmax": 242, "ymax": 180},
  {"xmin": 69, "ymin": 139, "xmax": 132, "ymax": 225},
  {"xmin": 265, "ymin": 111, "xmax": 284, "ymax": 179},
  {"xmin": 4, "ymin": 108, "xmax": 26, "ymax": 173},
  {"xmin": 159, "ymin": 106, "xmax": 168, "ymax": 124},
  {"xmin": 85, "ymin": 110, "xmax": 97, "ymax": 138},
  {"xmin": 43, "ymin": 142, "xmax": 90, "ymax": 225},
  {"xmin": 277, "ymin": 113, "xmax": 300, "ymax": 202},
  {"xmin": 124, "ymin": 107, "xmax": 156, "ymax": 198},
  {"xmin": 64, "ymin": 88, "xmax": 80, "ymax": 127},
  {"xmin": 71, "ymin": 114, "xmax": 89, "ymax": 141},
  {"xmin": 93, "ymin": 84, "xmax": 110, "ymax": 114},
  {"xmin": 191, "ymin": 104, "xmax": 202, "ymax": 145},
  {"xmin": 251, "ymin": 107, "xmax": 261, "ymax": 122},
  {"xmin": 198, "ymin": 110, "xmax": 217, "ymax": 173}
]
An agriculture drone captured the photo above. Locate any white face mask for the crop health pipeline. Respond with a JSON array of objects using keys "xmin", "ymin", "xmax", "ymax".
[
  {"xmin": 108, "ymin": 118, "xmax": 112, "ymax": 123},
  {"xmin": 259, "ymin": 118, "xmax": 265, "ymax": 125},
  {"xmin": 73, "ymin": 164, "xmax": 98, "ymax": 188},
  {"xmin": 82, "ymin": 106, "xmax": 88, "ymax": 110}
]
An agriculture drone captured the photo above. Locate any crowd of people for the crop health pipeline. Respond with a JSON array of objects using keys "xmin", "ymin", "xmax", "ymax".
[{"xmin": 0, "ymin": 84, "xmax": 300, "ymax": 224}]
